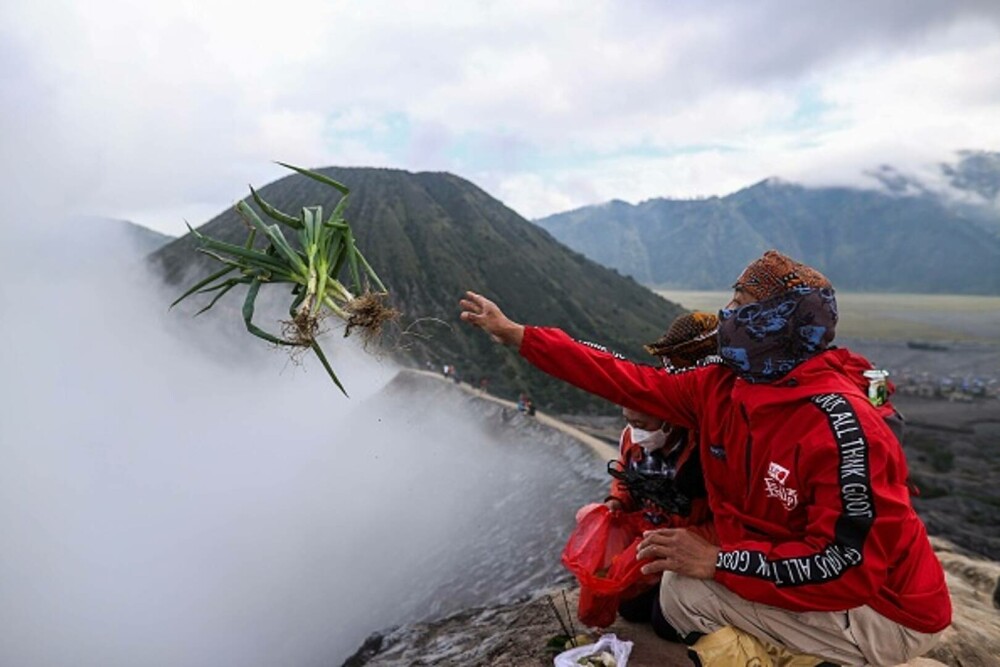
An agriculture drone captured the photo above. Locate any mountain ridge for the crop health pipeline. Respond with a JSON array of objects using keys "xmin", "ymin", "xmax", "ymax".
[
  {"xmin": 535, "ymin": 154, "xmax": 1000, "ymax": 294},
  {"xmin": 148, "ymin": 166, "xmax": 685, "ymax": 414}
]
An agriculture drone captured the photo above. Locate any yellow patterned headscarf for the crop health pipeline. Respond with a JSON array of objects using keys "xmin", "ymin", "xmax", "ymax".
[{"xmin": 645, "ymin": 311, "xmax": 719, "ymax": 369}]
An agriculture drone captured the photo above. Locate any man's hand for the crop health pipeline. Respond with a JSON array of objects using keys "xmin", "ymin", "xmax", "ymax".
[
  {"xmin": 459, "ymin": 291, "xmax": 525, "ymax": 347},
  {"xmin": 636, "ymin": 528, "xmax": 719, "ymax": 580},
  {"xmin": 604, "ymin": 498, "xmax": 624, "ymax": 513}
]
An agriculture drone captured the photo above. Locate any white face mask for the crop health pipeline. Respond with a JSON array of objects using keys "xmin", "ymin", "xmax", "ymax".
[{"xmin": 630, "ymin": 425, "xmax": 669, "ymax": 452}]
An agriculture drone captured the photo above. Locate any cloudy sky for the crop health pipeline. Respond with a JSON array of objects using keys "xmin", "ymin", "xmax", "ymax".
[{"xmin": 3, "ymin": 0, "xmax": 999, "ymax": 235}]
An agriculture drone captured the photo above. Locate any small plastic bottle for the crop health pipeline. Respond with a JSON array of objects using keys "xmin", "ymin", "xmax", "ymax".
[{"xmin": 863, "ymin": 369, "xmax": 890, "ymax": 407}]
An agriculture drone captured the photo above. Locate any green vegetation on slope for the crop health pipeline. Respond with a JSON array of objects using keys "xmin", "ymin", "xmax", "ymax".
[{"xmin": 150, "ymin": 167, "xmax": 685, "ymax": 414}]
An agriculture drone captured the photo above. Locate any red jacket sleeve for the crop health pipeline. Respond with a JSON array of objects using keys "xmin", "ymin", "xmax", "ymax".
[
  {"xmin": 684, "ymin": 518, "xmax": 718, "ymax": 546},
  {"xmin": 520, "ymin": 326, "xmax": 701, "ymax": 429},
  {"xmin": 713, "ymin": 394, "xmax": 903, "ymax": 611}
]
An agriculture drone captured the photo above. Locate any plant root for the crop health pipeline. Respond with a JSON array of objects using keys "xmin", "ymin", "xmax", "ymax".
[
  {"xmin": 282, "ymin": 309, "xmax": 324, "ymax": 346},
  {"xmin": 344, "ymin": 292, "xmax": 399, "ymax": 343}
]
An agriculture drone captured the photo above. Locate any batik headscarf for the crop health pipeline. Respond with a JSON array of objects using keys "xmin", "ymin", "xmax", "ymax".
[
  {"xmin": 718, "ymin": 250, "xmax": 838, "ymax": 383},
  {"xmin": 731, "ymin": 249, "xmax": 832, "ymax": 303}
]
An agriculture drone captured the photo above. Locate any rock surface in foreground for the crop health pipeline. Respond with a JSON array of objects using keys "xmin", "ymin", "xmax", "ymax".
[
  {"xmin": 925, "ymin": 537, "xmax": 1000, "ymax": 667},
  {"xmin": 346, "ymin": 539, "xmax": 999, "ymax": 666},
  {"xmin": 340, "ymin": 587, "xmax": 688, "ymax": 666}
]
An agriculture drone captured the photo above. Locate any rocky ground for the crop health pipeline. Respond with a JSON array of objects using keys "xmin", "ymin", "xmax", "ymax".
[
  {"xmin": 895, "ymin": 395, "xmax": 1000, "ymax": 561},
  {"xmin": 924, "ymin": 537, "xmax": 1000, "ymax": 667},
  {"xmin": 344, "ymin": 535, "xmax": 1000, "ymax": 666}
]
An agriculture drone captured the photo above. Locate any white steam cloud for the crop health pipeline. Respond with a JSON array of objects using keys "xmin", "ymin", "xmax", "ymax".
[{"xmin": 0, "ymin": 218, "xmax": 603, "ymax": 665}]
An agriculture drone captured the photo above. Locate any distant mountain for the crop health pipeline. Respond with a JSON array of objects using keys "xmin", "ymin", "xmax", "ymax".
[
  {"xmin": 941, "ymin": 150, "xmax": 1000, "ymax": 203},
  {"xmin": 70, "ymin": 216, "xmax": 175, "ymax": 254},
  {"xmin": 148, "ymin": 167, "xmax": 684, "ymax": 414},
  {"xmin": 28, "ymin": 217, "xmax": 174, "ymax": 274},
  {"xmin": 535, "ymin": 154, "xmax": 1000, "ymax": 294},
  {"xmin": 119, "ymin": 219, "xmax": 175, "ymax": 255}
]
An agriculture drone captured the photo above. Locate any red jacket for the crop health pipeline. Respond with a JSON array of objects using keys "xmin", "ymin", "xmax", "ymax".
[{"xmin": 522, "ymin": 326, "xmax": 951, "ymax": 633}]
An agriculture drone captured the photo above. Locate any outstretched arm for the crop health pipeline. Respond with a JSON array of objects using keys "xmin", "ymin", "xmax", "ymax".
[
  {"xmin": 459, "ymin": 291, "xmax": 525, "ymax": 346},
  {"xmin": 459, "ymin": 291, "xmax": 702, "ymax": 428}
]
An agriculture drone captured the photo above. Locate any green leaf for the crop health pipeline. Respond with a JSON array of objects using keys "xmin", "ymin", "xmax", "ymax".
[
  {"xmin": 250, "ymin": 186, "xmax": 303, "ymax": 229},
  {"xmin": 328, "ymin": 196, "xmax": 349, "ymax": 225},
  {"xmin": 289, "ymin": 287, "xmax": 306, "ymax": 318},
  {"xmin": 170, "ymin": 264, "xmax": 236, "ymax": 308},
  {"xmin": 235, "ymin": 200, "xmax": 267, "ymax": 231},
  {"xmin": 237, "ymin": 201, "xmax": 308, "ymax": 275},
  {"xmin": 194, "ymin": 278, "xmax": 249, "ymax": 316},
  {"xmin": 310, "ymin": 340, "xmax": 348, "ymax": 396},
  {"xmin": 354, "ymin": 249, "xmax": 387, "ymax": 293},
  {"xmin": 195, "ymin": 238, "xmax": 291, "ymax": 276},
  {"xmin": 323, "ymin": 227, "xmax": 347, "ymax": 269},
  {"xmin": 343, "ymin": 227, "xmax": 362, "ymax": 293},
  {"xmin": 264, "ymin": 223, "xmax": 308, "ymax": 275},
  {"xmin": 330, "ymin": 239, "xmax": 349, "ymax": 279},
  {"xmin": 299, "ymin": 206, "xmax": 323, "ymax": 252},
  {"xmin": 275, "ymin": 161, "xmax": 350, "ymax": 196},
  {"xmin": 195, "ymin": 276, "xmax": 247, "ymax": 294},
  {"xmin": 241, "ymin": 278, "xmax": 298, "ymax": 346},
  {"xmin": 173, "ymin": 164, "xmax": 391, "ymax": 395}
]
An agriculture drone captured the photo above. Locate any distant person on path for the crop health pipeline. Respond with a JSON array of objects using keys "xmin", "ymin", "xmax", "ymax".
[
  {"xmin": 600, "ymin": 313, "xmax": 719, "ymax": 634},
  {"xmin": 517, "ymin": 392, "xmax": 537, "ymax": 415},
  {"xmin": 460, "ymin": 250, "xmax": 950, "ymax": 666},
  {"xmin": 441, "ymin": 363, "xmax": 461, "ymax": 384}
]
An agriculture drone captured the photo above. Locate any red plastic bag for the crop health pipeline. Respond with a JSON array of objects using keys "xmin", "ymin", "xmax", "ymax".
[
  {"xmin": 561, "ymin": 504, "xmax": 659, "ymax": 627},
  {"xmin": 575, "ymin": 583, "xmax": 620, "ymax": 628}
]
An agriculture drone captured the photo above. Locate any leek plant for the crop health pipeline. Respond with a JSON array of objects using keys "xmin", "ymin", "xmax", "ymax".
[{"xmin": 172, "ymin": 163, "xmax": 396, "ymax": 395}]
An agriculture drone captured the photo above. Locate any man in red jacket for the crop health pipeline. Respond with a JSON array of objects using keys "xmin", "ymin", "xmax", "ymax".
[
  {"xmin": 597, "ymin": 313, "xmax": 718, "ymax": 631},
  {"xmin": 460, "ymin": 250, "xmax": 950, "ymax": 666},
  {"xmin": 606, "ymin": 312, "xmax": 720, "ymax": 533}
]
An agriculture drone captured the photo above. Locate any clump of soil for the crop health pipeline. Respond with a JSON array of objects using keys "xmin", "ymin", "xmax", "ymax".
[
  {"xmin": 285, "ymin": 309, "xmax": 323, "ymax": 346},
  {"xmin": 345, "ymin": 292, "xmax": 399, "ymax": 342},
  {"xmin": 277, "ymin": 291, "xmax": 397, "ymax": 367}
]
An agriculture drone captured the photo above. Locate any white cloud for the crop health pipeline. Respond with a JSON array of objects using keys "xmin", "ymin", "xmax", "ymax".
[
  {"xmin": 254, "ymin": 110, "xmax": 328, "ymax": 165},
  {"xmin": 1, "ymin": 0, "xmax": 998, "ymax": 233}
]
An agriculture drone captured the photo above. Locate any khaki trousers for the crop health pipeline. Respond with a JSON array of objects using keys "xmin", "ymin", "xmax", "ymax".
[{"xmin": 659, "ymin": 572, "xmax": 943, "ymax": 666}]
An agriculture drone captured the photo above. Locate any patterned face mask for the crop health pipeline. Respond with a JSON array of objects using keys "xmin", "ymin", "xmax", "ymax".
[{"xmin": 717, "ymin": 287, "xmax": 838, "ymax": 383}]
